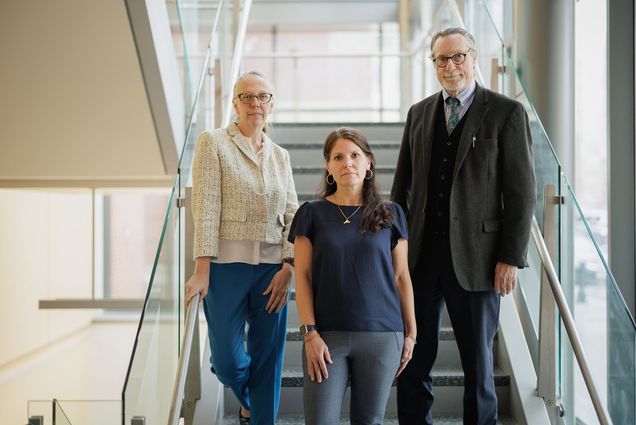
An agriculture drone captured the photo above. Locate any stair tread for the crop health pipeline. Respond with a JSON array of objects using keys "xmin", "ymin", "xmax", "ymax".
[
  {"xmin": 281, "ymin": 141, "xmax": 401, "ymax": 149},
  {"xmin": 271, "ymin": 122, "xmax": 406, "ymax": 127},
  {"xmin": 278, "ymin": 366, "xmax": 510, "ymax": 387},
  {"xmin": 222, "ymin": 414, "xmax": 518, "ymax": 424},
  {"xmin": 293, "ymin": 165, "xmax": 395, "ymax": 173},
  {"xmin": 284, "ymin": 327, "xmax": 457, "ymax": 341}
]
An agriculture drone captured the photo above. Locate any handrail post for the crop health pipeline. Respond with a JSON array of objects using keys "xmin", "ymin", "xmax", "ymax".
[
  {"xmin": 168, "ymin": 294, "xmax": 200, "ymax": 425},
  {"xmin": 183, "ymin": 187, "xmax": 200, "ymax": 425},
  {"xmin": 183, "ymin": 315, "xmax": 201, "ymax": 425},
  {"xmin": 531, "ymin": 218, "xmax": 614, "ymax": 425},
  {"xmin": 537, "ymin": 184, "xmax": 563, "ymax": 422},
  {"xmin": 213, "ymin": 58, "xmax": 222, "ymax": 134}
]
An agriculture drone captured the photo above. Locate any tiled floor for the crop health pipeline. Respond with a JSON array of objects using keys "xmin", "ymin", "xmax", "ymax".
[{"xmin": 0, "ymin": 321, "xmax": 138, "ymax": 425}]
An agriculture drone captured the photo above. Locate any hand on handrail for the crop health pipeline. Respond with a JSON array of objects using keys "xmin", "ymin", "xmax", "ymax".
[{"xmin": 185, "ymin": 274, "xmax": 207, "ymax": 307}]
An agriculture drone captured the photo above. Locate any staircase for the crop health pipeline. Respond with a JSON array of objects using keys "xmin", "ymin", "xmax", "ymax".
[{"xmin": 220, "ymin": 122, "xmax": 516, "ymax": 424}]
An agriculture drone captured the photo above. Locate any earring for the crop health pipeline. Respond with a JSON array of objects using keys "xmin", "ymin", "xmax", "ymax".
[
  {"xmin": 365, "ymin": 169, "xmax": 374, "ymax": 180},
  {"xmin": 326, "ymin": 174, "xmax": 335, "ymax": 185}
]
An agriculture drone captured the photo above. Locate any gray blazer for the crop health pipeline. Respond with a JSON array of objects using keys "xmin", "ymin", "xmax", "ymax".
[{"xmin": 391, "ymin": 84, "xmax": 536, "ymax": 292}]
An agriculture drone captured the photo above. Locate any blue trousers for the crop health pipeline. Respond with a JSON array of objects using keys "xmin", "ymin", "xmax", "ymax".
[{"xmin": 202, "ymin": 262, "xmax": 287, "ymax": 425}]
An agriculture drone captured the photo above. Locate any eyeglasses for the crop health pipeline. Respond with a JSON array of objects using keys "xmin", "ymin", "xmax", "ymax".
[
  {"xmin": 235, "ymin": 92, "xmax": 273, "ymax": 104},
  {"xmin": 431, "ymin": 49, "xmax": 473, "ymax": 68}
]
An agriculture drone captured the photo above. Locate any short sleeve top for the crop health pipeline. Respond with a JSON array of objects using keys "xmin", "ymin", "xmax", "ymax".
[{"xmin": 288, "ymin": 200, "xmax": 408, "ymax": 332}]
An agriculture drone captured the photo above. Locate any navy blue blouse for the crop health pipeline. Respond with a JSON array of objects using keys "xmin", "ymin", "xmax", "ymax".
[{"xmin": 288, "ymin": 200, "xmax": 408, "ymax": 332}]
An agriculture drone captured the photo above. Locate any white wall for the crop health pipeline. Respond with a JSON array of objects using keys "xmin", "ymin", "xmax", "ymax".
[
  {"xmin": 0, "ymin": 0, "xmax": 166, "ymax": 179},
  {"xmin": 0, "ymin": 189, "xmax": 94, "ymax": 366}
]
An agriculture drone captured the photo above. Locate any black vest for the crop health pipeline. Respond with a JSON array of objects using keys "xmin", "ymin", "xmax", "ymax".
[{"xmin": 423, "ymin": 96, "xmax": 470, "ymax": 239}]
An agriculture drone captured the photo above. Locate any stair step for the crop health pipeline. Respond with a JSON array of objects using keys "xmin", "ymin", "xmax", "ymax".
[
  {"xmin": 269, "ymin": 122, "xmax": 405, "ymax": 144},
  {"xmin": 281, "ymin": 141, "xmax": 401, "ymax": 150},
  {"xmin": 293, "ymin": 165, "xmax": 396, "ymax": 174},
  {"xmin": 283, "ymin": 327, "xmax": 458, "ymax": 342},
  {"xmin": 222, "ymin": 414, "xmax": 518, "ymax": 424},
  {"xmin": 278, "ymin": 366, "xmax": 510, "ymax": 387}
]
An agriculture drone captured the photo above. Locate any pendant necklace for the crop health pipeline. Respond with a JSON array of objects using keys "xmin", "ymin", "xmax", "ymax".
[{"xmin": 336, "ymin": 204, "xmax": 362, "ymax": 224}]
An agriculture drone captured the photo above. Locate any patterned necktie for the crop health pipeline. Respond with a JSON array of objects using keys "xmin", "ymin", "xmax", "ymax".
[{"xmin": 446, "ymin": 96, "xmax": 460, "ymax": 134}]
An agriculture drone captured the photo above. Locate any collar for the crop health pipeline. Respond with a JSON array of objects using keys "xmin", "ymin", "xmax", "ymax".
[
  {"xmin": 227, "ymin": 122, "xmax": 272, "ymax": 163},
  {"xmin": 442, "ymin": 79, "xmax": 477, "ymax": 105}
]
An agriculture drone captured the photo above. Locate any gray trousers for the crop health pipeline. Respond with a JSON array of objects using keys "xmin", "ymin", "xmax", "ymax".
[{"xmin": 303, "ymin": 331, "xmax": 404, "ymax": 425}]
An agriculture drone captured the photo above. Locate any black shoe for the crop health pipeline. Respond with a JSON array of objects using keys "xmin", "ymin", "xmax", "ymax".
[{"xmin": 239, "ymin": 406, "xmax": 250, "ymax": 424}]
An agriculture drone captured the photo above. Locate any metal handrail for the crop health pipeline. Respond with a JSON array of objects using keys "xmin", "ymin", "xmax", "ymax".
[
  {"xmin": 168, "ymin": 293, "xmax": 200, "ymax": 425},
  {"xmin": 530, "ymin": 217, "xmax": 613, "ymax": 425},
  {"xmin": 222, "ymin": 0, "xmax": 253, "ymax": 126}
]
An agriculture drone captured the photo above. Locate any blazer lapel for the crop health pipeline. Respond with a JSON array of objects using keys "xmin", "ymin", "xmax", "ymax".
[
  {"xmin": 453, "ymin": 84, "xmax": 489, "ymax": 179},
  {"xmin": 227, "ymin": 122, "xmax": 259, "ymax": 165},
  {"xmin": 420, "ymin": 94, "xmax": 441, "ymax": 186}
]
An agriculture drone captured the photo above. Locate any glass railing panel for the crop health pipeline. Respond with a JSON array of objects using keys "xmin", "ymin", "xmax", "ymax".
[
  {"xmin": 122, "ymin": 0, "xmax": 237, "ymax": 422},
  {"xmin": 165, "ymin": 0, "xmax": 193, "ymax": 108},
  {"xmin": 53, "ymin": 400, "xmax": 121, "ymax": 425},
  {"xmin": 560, "ymin": 177, "xmax": 636, "ymax": 425},
  {"xmin": 122, "ymin": 178, "xmax": 180, "ymax": 425},
  {"xmin": 166, "ymin": 0, "xmax": 224, "ymax": 116},
  {"xmin": 177, "ymin": 3, "xmax": 232, "ymax": 176},
  {"xmin": 53, "ymin": 400, "xmax": 71, "ymax": 425},
  {"xmin": 516, "ymin": 227, "xmax": 543, "ymax": 364}
]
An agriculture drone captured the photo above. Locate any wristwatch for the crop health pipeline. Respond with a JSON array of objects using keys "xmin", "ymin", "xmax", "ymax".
[{"xmin": 299, "ymin": 324, "xmax": 317, "ymax": 336}]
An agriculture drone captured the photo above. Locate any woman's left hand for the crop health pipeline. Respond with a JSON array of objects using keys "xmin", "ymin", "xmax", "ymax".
[
  {"xmin": 396, "ymin": 335, "xmax": 416, "ymax": 377},
  {"xmin": 263, "ymin": 263, "xmax": 293, "ymax": 313}
]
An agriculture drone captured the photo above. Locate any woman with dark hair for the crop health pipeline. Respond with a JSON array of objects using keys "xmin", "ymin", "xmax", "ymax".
[{"xmin": 288, "ymin": 127, "xmax": 416, "ymax": 424}]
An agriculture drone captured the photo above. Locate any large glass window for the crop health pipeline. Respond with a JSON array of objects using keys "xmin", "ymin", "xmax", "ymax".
[
  {"xmin": 575, "ymin": 0, "xmax": 608, "ymax": 257},
  {"xmin": 242, "ymin": 24, "xmax": 401, "ymax": 122},
  {"xmin": 573, "ymin": 1, "xmax": 609, "ymax": 423},
  {"xmin": 95, "ymin": 188, "xmax": 170, "ymax": 299}
]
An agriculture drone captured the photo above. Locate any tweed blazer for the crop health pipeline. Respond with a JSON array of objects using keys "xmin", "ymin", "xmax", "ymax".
[
  {"xmin": 391, "ymin": 84, "xmax": 536, "ymax": 291},
  {"xmin": 191, "ymin": 123, "xmax": 298, "ymax": 260}
]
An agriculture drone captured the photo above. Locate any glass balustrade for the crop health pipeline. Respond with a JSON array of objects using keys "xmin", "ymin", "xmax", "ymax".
[
  {"xmin": 53, "ymin": 400, "xmax": 72, "ymax": 425},
  {"xmin": 470, "ymin": 1, "xmax": 636, "ymax": 424},
  {"xmin": 121, "ymin": 0, "xmax": 236, "ymax": 424},
  {"xmin": 560, "ymin": 177, "xmax": 636, "ymax": 425}
]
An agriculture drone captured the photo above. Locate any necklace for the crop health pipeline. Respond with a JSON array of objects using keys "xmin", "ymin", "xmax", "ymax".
[{"xmin": 336, "ymin": 204, "xmax": 362, "ymax": 224}]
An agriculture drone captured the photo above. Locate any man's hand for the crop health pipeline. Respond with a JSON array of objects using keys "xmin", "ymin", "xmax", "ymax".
[{"xmin": 494, "ymin": 262, "xmax": 517, "ymax": 296}]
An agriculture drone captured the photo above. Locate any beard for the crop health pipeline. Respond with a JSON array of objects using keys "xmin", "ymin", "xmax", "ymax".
[{"xmin": 441, "ymin": 73, "xmax": 467, "ymax": 93}]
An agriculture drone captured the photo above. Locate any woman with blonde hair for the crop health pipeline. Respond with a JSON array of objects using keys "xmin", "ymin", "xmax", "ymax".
[{"xmin": 186, "ymin": 71, "xmax": 298, "ymax": 425}]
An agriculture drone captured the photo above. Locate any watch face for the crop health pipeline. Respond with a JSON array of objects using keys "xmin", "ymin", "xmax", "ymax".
[{"xmin": 300, "ymin": 324, "xmax": 315, "ymax": 336}]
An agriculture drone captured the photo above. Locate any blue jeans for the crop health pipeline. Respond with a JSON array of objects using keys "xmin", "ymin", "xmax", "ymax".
[{"xmin": 202, "ymin": 262, "xmax": 288, "ymax": 425}]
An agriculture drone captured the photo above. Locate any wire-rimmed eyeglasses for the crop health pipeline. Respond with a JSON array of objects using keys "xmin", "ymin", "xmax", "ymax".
[
  {"xmin": 235, "ymin": 92, "xmax": 273, "ymax": 104},
  {"xmin": 431, "ymin": 49, "xmax": 473, "ymax": 68}
]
